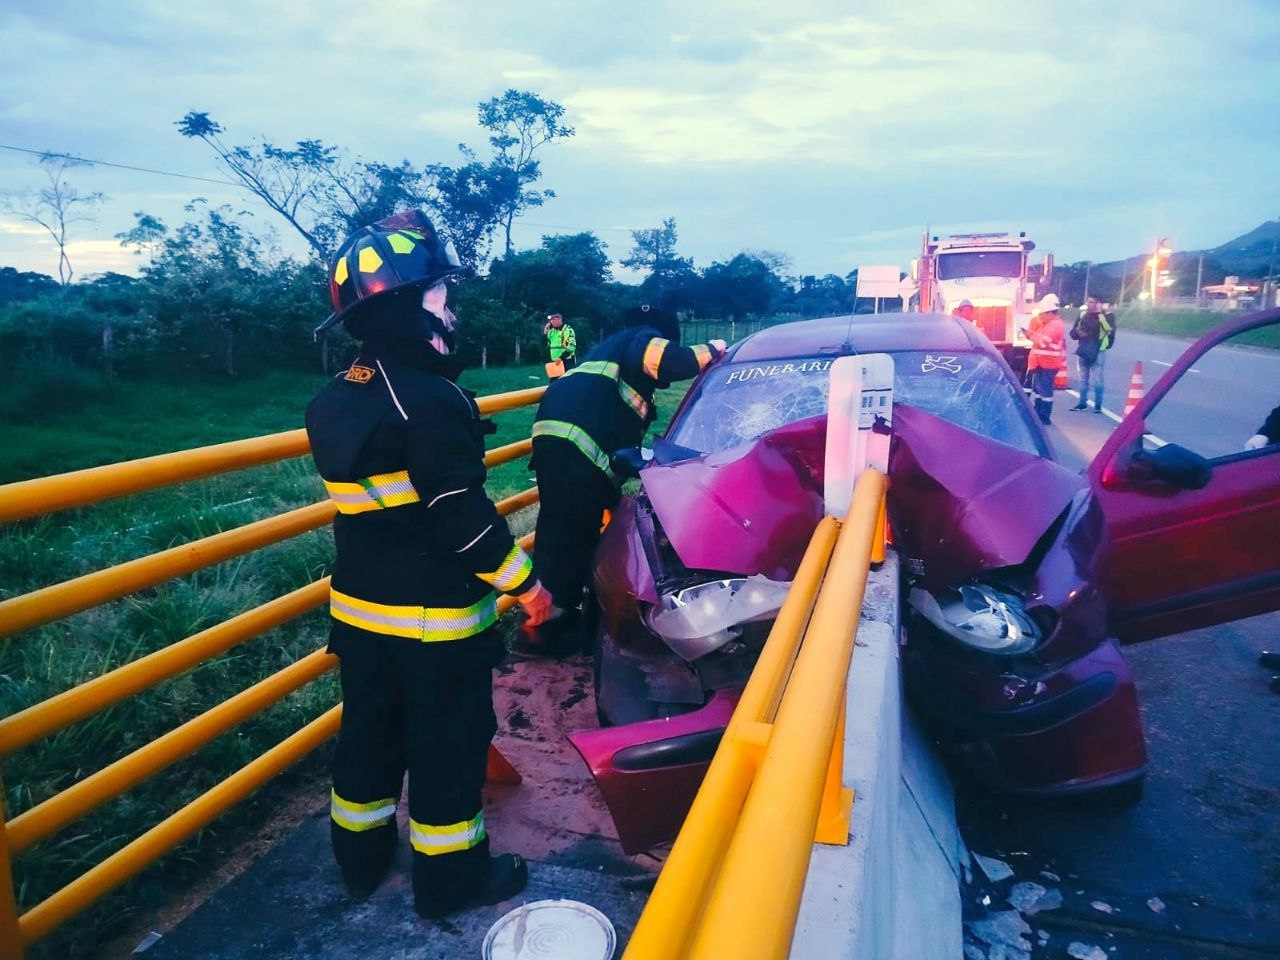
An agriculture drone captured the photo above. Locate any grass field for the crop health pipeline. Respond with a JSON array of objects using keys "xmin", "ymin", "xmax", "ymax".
[
  {"xmin": 1074, "ymin": 306, "xmax": 1280, "ymax": 350},
  {"xmin": 0, "ymin": 362, "xmax": 690, "ymax": 958}
]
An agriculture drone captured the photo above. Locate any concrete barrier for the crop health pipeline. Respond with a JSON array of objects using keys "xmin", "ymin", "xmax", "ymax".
[{"xmin": 791, "ymin": 552, "xmax": 964, "ymax": 959}]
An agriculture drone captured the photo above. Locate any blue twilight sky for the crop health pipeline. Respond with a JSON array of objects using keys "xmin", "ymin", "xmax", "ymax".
[{"xmin": 1, "ymin": 0, "xmax": 1277, "ymax": 281}]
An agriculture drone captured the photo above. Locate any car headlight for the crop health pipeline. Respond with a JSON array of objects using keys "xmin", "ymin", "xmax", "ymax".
[
  {"xmin": 642, "ymin": 576, "xmax": 791, "ymax": 662},
  {"xmin": 908, "ymin": 582, "xmax": 1041, "ymax": 655}
]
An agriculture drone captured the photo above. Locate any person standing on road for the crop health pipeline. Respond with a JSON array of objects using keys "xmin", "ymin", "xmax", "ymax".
[
  {"xmin": 517, "ymin": 305, "xmax": 727, "ymax": 657},
  {"xmin": 544, "ymin": 312, "xmax": 577, "ymax": 373},
  {"xmin": 306, "ymin": 211, "xmax": 553, "ymax": 918},
  {"xmin": 1069, "ymin": 295, "xmax": 1115, "ymax": 413},
  {"xmin": 1023, "ymin": 294, "xmax": 1067, "ymax": 425}
]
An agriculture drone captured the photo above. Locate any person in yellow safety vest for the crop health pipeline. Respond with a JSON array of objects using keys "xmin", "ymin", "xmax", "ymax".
[
  {"xmin": 306, "ymin": 210, "xmax": 554, "ymax": 917},
  {"xmin": 1022, "ymin": 293, "xmax": 1067, "ymax": 425},
  {"xmin": 514, "ymin": 304, "xmax": 727, "ymax": 657},
  {"xmin": 544, "ymin": 313, "xmax": 577, "ymax": 370}
]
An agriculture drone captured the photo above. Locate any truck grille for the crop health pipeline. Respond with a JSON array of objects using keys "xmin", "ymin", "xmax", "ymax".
[{"xmin": 972, "ymin": 305, "xmax": 1011, "ymax": 343}]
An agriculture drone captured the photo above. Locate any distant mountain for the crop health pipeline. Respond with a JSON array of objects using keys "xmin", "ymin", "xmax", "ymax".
[{"xmin": 1207, "ymin": 219, "xmax": 1280, "ymax": 275}]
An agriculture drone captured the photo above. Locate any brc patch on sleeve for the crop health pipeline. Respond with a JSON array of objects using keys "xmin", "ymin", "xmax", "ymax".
[{"xmin": 345, "ymin": 364, "xmax": 377, "ymax": 383}]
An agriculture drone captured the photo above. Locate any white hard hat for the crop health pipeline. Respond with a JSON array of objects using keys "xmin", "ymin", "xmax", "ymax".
[{"xmin": 1034, "ymin": 293, "xmax": 1060, "ymax": 314}]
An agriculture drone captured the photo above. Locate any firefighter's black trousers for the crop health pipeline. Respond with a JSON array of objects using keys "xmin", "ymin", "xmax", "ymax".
[
  {"xmin": 328, "ymin": 622, "xmax": 504, "ymax": 912},
  {"xmin": 532, "ymin": 438, "xmax": 618, "ymax": 617}
]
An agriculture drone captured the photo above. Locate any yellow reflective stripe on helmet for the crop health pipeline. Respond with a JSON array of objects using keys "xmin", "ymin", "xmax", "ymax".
[
  {"xmin": 331, "ymin": 790, "xmax": 397, "ymax": 833},
  {"xmin": 329, "ymin": 589, "xmax": 498, "ymax": 642},
  {"xmin": 561, "ymin": 361, "xmax": 649, "ymax": 420},
  {"xmin": 476, "ymin": 543, "xmax": 533, "ymax": 593},
  {"xmin": 642, "ymin": 337, "xmax": 670, "ymax": 379},
  {"xmin": 324, "ymin": 470, "xmax": 421, "ymax": 514},
  {"xmin": 334, "ymin": 258, "xmax": 349, "ymax": 286},
  {"xmin": 692, "ymin": 344, "xmax": 713, "ymax": 370},
  {"xmin": 532, "ymin": 420, "xmax": 611, "ymax": 474},
  {"xmin": 410, "ymin": 812, "xmax": 486, "ymax": 856}
]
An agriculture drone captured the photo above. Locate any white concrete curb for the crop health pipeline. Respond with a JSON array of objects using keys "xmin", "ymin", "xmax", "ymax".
[{"xmin": 792, "ymin": 552, "xmax": 963, "ymax": 959}]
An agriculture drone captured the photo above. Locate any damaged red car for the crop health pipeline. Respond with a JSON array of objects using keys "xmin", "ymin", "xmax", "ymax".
[{"xmin": 569, "ymin": 309, "xmax": 1280, "ymax": 853}]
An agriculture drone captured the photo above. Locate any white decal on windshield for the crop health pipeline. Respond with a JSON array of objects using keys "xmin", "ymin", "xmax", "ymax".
[
  {"xmin": 921, "ymin": 355, "xmax": 962, "ymax": 374},
  {"xmin": 724, "ymin": 359, "xmax": 832, "ymax": 385}
]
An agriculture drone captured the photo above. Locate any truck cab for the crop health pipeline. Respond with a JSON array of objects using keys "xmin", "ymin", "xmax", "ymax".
[{"xmin": 913, "ymin": 232, "xmax": 1053, "ymax": 375}]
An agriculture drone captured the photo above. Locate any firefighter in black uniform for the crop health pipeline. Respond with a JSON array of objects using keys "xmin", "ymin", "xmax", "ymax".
[
  {"xmin": 306, "ymin": 211, "xmax": 553, "ymax": 917},
  {"xmin": 517, "ymin": 305, "xmax": 726, "ymax": 656}
]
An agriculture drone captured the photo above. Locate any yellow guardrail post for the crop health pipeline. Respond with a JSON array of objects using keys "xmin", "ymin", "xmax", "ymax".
[
  {"xmin": 624, "ymin": 516, "xmax": 840, "ymax": 959},
  {"xmin": 688, "ymin": 470, "xmax": 886, "ymax": 959},
  {"xmin": 0, "ymin": 776, "xmax": 23, "ymax": 960}
]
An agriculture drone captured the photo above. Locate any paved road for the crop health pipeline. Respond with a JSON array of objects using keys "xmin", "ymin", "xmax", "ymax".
[
  {"xmin": 1065, "ymin": 326, "xmax": 1280, "ymax": 458},
  {"xmin": 959, "ymin": 376, "xmax": 1280, "ymax": 960}
]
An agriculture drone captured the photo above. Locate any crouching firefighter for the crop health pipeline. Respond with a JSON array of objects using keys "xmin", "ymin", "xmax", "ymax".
[
  {"xmin": 306, "ymin": 211, "xmax": 554, "ymax": 917},
  {"xmin": 517, "ymin": 305, "xmax": 727, "ymax": 657}
]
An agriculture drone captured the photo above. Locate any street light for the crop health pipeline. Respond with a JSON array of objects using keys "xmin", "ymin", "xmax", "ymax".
[{"xmin": 1149, "ymin": 237, "xmax": 1172, "ymax": 304}]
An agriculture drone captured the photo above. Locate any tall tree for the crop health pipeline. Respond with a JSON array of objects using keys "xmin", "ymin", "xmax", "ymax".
[
  {"xmin": 423, "ymin": 146, "xmax": 510, "ymax": 270},
  {"xmin": 176, "ymin": 112, "xmax": 426, "ymax": 259},
  {"xmin": 2, "ymin": 154, "xmax": 106, "ymax": 285},
  {"xmin": 622, "ymin": 217, "xmax": 694, "ymax": 297},
  {"xmin": 477, "ymin": 90, "xmax": 575, "ymax": 258},
  {"xmin": 115, "ymin": 211, "xmax": 168, "ymax": 264}
]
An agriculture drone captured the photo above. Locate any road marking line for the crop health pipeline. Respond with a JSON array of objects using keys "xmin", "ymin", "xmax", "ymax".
[
  {"xmin": 1150, "ymin": 359, "xmax": 1200, "ymax": 373},
  {"xmin": 1063, "ymin": 389, "xmax": 1166, "ymax": 445}
]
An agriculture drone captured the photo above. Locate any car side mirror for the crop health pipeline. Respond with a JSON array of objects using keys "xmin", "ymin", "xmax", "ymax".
[
  {"xmin": 1126, "ymin": 443, "xmax": 1212, "ymax": 490},
  {"xmin": 610, "ymin": 447, "xmax": 649, "ymax": 479}
]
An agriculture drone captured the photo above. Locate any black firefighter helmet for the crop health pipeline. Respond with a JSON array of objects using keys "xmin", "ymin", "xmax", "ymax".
[{"xmin": 315, "ymin": 210, "xmax": 463, "ymax": 344}]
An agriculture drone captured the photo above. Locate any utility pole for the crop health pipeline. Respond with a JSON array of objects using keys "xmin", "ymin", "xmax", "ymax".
[
  {"xmin": 1195, "ymin": 254, "xmax": 1204, "ymax": 308},
  {"xmin": 1082, "ymin": 261, "xmax": 1092, "ymax": 303}
]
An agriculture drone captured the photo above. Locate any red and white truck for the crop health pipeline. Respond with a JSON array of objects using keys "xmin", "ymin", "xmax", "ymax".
[{"xmin": 911, "ymin": 231, "xmax": 1053, "ymax": 374}]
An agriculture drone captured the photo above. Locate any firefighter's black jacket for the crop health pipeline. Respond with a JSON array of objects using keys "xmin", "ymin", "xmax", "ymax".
[
  {"xmin": 306, "ymin": 335, "xmax": 533, "ymax": 614},
  {"xmin": 532, "ymin": 325, "xmax": 718, "ymax": 470}
]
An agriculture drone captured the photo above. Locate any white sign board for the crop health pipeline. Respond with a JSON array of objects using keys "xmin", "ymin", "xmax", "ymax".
[
  {"xmin": 856, "ymin": 265, "xmax": 903, "ymax": 300},
  {"xmin": 824, "ymin": 354, "xmax": 895, "ymax": 518}
]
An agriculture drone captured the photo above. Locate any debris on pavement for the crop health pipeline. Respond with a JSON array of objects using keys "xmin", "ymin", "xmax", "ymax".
[
  {"xmin": 974, "ymin": 852, "xmax": 1015, "ymax": 883},
  {"xmin": 1067, "ymin": 944, "xmax": 1108, "ymax": 960},
  {"xmin": 1146, "ymin": 895, "xmax": 1166, "ymax": 913},
  {"xmin": 1007, "ymin": 880, "xmax": 1062, "ymax": 915},
  {"xmin": 1090, "ymin": 899, "xmax": 1116, "ymax": 914},
  {"xmin": 967, "ymin": 909, "xmax": 1033, "ymax": 954},
  {"xmin": 1039, "ymin": 869, "xmax": 1061, "ymax": 882}
]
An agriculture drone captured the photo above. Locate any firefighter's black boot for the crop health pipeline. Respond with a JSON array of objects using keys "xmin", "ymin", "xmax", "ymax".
[
  {"xmin": 415, "ymin": 854, "xmax": 529, "ymax": 918},
  {"xmin": 1259, "ymin": 650, "xmax": 1280, "ymax": 670}
]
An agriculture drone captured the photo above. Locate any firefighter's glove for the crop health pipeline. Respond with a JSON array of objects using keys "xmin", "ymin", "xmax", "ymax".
[
  {"xmin": 1245, "ymin": 433, "xmax": 1269, "ymax": 451},
  {"xmin": 516, "ymin": 581, "xmax": 555, "ymax": 627},
  {"xmin": 709, "ymin": 338, "xmax": 728, "ymax": 356}
]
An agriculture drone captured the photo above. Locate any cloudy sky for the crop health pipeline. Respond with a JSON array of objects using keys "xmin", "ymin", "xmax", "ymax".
[{"xmin": 2, "ymin": 0, "xmax": 1277, "ymax": 281}]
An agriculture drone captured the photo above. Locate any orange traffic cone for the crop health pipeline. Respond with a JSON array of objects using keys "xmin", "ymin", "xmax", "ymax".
[
  {"xmin": 486, "ymin": 745, "xmax": 523, "ymax": 785},
  {"xmin": 1122, "ymin": 361, "xmax": 1144, "ymax": 418},
  {"xmin": 1053, "ymin": 368, "xmax": 1068, "ymax": 390}
]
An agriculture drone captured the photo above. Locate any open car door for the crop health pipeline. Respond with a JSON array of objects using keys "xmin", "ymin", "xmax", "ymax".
[{"xmin": 1088, "ymin": 307, "xmax": 1280, "ymax": 642}]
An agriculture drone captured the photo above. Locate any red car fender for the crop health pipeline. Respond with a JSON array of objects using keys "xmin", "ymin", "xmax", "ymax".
[{"xmin": 567, "ymin": 690, "xmax": 739, "ymax": 854}]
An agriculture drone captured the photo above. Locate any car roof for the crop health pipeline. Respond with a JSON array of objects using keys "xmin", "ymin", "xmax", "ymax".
[{"xmin": 726, "ymin": 312, "xmax": 986, "ymax": 363}]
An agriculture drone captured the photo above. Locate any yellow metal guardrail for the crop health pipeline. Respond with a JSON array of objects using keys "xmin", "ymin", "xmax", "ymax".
[
  {"xmin": 0, "ymin": 385, "xmax": 545, "ymax": 959},
  {"xmin": 625, "ymin": 468, "xmax": 888, "ymax": 960}
]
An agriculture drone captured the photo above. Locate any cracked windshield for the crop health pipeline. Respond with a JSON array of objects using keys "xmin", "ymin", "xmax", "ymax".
[{"xmin": 668, "ymin": 351, "xmax": 1043, "ymax": 456}]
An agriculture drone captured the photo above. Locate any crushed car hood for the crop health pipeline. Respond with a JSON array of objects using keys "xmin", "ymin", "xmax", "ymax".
[
  {"xmin": 641, "ymin": 416, "xmax": 827, "ymax": 580},
  {"xmin": 887, "ymin": 405, "xmax": 1085, "ymax": 587},
  {"xmin": 641, "ymin": 405, "xmax": 1083, "ymax": 586}
]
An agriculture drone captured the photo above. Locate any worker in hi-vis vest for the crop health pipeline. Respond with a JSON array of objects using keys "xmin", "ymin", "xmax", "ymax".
[
  {"xmin": 516, "ymin": 304, "xmax": 726, "ymax": 657},
  {"xmin": 544, "ymin": 312, "xmax": 577, "ymax": 372},
  {"xmin": 307, "ymin": 210, "xmax": 553, "ymax": 917}
]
